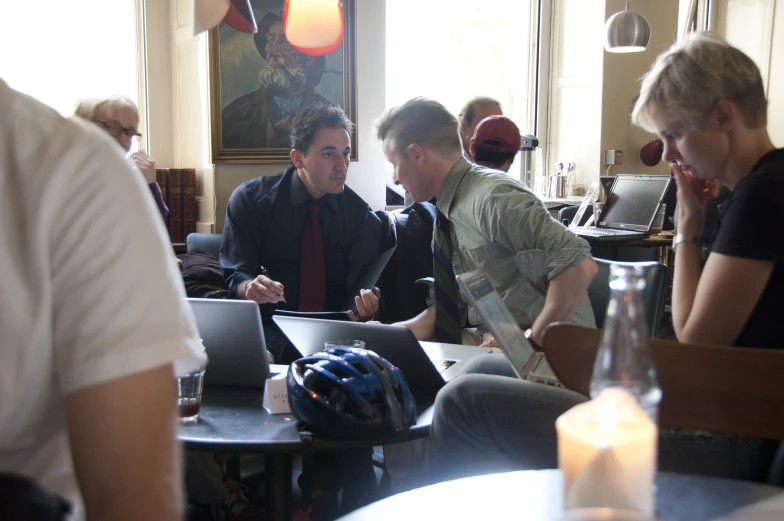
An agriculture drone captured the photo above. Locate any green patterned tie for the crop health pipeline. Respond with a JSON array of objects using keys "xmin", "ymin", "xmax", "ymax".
[{"xmin": 433, "ymin": 209, "xmax": 462, "ymax": 344}]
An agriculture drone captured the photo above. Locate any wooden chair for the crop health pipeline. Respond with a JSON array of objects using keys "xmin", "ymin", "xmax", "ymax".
[{"xmin": 541, "ymin": 323, "xmax": 784, "ymax": 441}]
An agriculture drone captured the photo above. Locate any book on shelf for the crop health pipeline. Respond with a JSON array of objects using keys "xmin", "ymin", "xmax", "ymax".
[
  {"xmin": 167, "ymin": 168, "xmax": 184, "ymax": 243},
  {"xmin": 155, "ymin": 168, "xmax": 169, "ymax": 227},
  {"xmin": 182, "ymin": 168, "xmax": 197, "ymax": 241}
]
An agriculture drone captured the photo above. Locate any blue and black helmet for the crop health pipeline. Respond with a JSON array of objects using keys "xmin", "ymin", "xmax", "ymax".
[{"xmin": 287, "ymin": 346, "xmax": 417, "ymax": 440}]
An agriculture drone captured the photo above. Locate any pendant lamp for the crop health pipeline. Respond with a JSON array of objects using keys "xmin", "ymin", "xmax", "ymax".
[
  {"xmin": 604, "ymin": 0, "xmax": 650, "ymax": 53},
  {"xmin": 284, "ymin": 0, "xmax": 343, "ymax": 56},
  {"xmin": 194, "ymin": 0, "xmax": 257, "ymax": 36}
]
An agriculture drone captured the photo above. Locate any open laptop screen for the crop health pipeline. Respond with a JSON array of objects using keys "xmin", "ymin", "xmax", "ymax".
[
  {"xmin": 457, "ymin": 271, "xmax": 535, "ymax": 377},
  {"xmin": 601, "ymin": 175, "xmax": 671, "ymax": 231}
]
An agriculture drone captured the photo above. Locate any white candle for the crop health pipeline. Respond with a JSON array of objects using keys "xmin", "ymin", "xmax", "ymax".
[{"xmin": 556, "ymin": 388, "xmax": 658, "ymax": 513}]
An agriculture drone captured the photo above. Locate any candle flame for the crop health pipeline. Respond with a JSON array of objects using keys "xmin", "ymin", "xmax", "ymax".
[{"xmin": 599, "ymin": 393, "xmax": 619, "ymax": 432}]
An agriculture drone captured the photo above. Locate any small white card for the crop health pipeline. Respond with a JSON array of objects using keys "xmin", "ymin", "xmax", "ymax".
[{"xmin": 262, "ymin": 374, "xmax": 291, "ymax": 414}]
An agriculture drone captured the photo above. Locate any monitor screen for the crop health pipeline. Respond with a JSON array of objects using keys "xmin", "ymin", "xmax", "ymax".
[{"xmin": 601, "ymin": 175, "xmax": 671, "ymax": 231}]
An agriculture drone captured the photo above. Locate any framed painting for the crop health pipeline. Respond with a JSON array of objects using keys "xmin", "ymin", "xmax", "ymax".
[{"xmin": 208, "ymin": 0, "xmax": 357, "ymax": 163}]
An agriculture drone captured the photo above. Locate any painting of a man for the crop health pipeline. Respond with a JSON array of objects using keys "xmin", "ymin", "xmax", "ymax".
[{"xmin": 220, "ymin": 7, "xmax": 342, "ymax": 151}]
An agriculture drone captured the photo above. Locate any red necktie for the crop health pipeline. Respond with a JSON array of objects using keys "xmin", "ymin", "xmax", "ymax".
[{"xmin": 298, "ymin": 201, "xmax": 326, "ymax": 311}]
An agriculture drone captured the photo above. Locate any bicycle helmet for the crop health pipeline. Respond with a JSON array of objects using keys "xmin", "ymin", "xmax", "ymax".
[{"xmin": 287, "ymin": 346, "xmax": 417, "ymax": 440}]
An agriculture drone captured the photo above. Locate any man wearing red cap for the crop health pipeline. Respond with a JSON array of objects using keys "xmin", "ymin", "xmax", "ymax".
[{"xmin": 469, "ymin": 115, "xmax": 522, "ymax": 173}]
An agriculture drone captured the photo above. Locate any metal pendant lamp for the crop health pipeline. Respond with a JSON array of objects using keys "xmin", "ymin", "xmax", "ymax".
[{"xmin": 604, "ymin": 0, "xmax": 650, "ymax": 53}]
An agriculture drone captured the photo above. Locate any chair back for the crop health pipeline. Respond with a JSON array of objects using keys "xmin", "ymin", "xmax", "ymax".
[
  {"xmin": 542, "ymin": 323, "xmax": 784, "ymax": 441},
  {"xmin": 558, "ymin": 205, "xmax": 593, "ymax": 226},
  {"xmin": 558, "ymin": 206, "xmax": 579, "ymax": 226},
  {"xmin": 375, "ymin": 202, "xmax": 436, "ymax": 323},
  {"xmin": 589, "ymin": 258, "xmax": 667, "ymax": 336},
  {"xmin": 186, "ymin": 232, "xmax": 222, "ymax": 260}
]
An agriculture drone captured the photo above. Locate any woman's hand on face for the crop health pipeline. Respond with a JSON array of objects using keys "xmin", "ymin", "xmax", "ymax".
[
  {"xmin": 672, "ymin": 163, "xmax": 719, "ymax": 236},
  {"xmin": 129, "ymin": 152, "xmax": 157, "ymax": 184}
]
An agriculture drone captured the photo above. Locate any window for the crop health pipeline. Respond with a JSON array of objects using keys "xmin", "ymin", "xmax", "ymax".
[
  {"xmin": 385, "ymin": 0, "xmax": 538, "ymax": 179},
  {"xmin": 0, "ymin": 0, "xmax": 141, "ymax": 117}
]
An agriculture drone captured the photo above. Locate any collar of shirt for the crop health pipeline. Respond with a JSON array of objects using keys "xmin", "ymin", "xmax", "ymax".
[
  {"xmin": 436, "ymin": 156, "xmax": 473, "ymax": 217},
  {"xmin": 285, "ymin": 166, "xmax": 340, "ymax": 212}
]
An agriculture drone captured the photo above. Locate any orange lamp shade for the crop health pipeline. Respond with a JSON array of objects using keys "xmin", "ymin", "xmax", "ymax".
[{"xmin": 284, "ymin": 0, "xmax": 344, "ymax": 56}]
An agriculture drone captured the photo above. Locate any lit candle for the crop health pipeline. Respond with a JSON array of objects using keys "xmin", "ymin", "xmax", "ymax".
[{"xmin": 556, "ymin": 388, "xmax": 658, "ymax": 513}]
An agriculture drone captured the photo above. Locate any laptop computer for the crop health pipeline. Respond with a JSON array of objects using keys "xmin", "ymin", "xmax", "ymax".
[
  {"xmin": 188, "ymin": 298, "xmax": 270, "ymax": 389},
  {"xmin": 574, "ymin": 174, "xmax": 672, "ymax": 242},
  {"xmin": 345, "ymin": 245, "xmax": 396, "ymax": 312},
  {"xmin": 271, "ymin": 245, "xmax": 397, "ymax": 320},
  {"xmin": 456, "ymin": 270, "xmax": 563, "ymax": 388},
  {"xmin": 599, "ymin": 175, "xmax": 616, "ymax": 199},
  {"xmin": 272, "ymin": 315, "xmax": 472, "ymax": 409}
]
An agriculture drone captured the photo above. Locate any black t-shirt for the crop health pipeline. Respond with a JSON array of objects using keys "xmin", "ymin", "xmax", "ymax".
[{"xmin": 711, "ymin": 148, "xmax": 784, "ymax": 348}]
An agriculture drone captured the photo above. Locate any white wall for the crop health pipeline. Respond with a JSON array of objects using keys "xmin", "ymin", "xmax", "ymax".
[
  {"xmin": 212, "ymin": 0, "xmax": 387, "ymax": 232},
  {"xmin": 718, "ymin": 0, "xmax": 783, "ymax": 146},
  {"xmin": 599, "ymin": 0, "xmax": 679, "ymax": 180},
  {"xmin": 768, "ymin": 2, "xmax": 784, "ymax": 145},
  {"xmin": 546, "ymin": 0, "xmax": 605, "ymax": 192},
  {"xmin": 548, "ymin": 0, "xmax": 678, "ymax": 195}
]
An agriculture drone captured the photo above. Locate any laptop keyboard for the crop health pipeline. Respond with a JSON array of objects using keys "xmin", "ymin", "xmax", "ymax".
[{"xmin": 580, "ymin": 227, "xmax": 645, "ymax": 236}]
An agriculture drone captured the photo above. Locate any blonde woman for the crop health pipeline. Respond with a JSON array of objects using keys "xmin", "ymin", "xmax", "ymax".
[
  {"xmin": 74, "ymin": 96, "xmax": 168, "ymax": 220},
  {"xmin": 632, "ymin": 31, "xmax": 782, "ymax": 348}
]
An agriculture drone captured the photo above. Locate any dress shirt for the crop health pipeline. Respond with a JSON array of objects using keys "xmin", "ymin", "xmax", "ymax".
[
  {"xmin": 220, "ymin": 166, "xmax": 385, "ymax": 312},
  {"xmin": 437, "ymin": 157, "xmax": 596, "ymax": 330}
]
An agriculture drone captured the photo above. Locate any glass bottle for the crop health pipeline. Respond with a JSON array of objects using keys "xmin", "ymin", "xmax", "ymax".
[{"xmin": 590, "ymin": 264, "xmax": 662, "ymax": 422}]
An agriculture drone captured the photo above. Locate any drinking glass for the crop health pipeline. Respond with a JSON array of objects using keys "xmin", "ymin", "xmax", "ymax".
[
  {"xmin": 325, "ymin": 340, "xmax": 366, "ymax": 351},
  {"xmin": 650, "ymin": 203, "xmax": 667, "ymax": 234},
  {"xmin": 177, "ymin": 368, "xmax": 205, "ymax": 423},
  {"xmin": 593, "ymin": 202, "xmax": 605, "ymax": 224}
]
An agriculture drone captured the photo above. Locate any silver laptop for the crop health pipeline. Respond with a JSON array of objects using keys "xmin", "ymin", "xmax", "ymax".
[
  {"xmin": 457, "ymin": 270, "xmax": 563, "ymax": 388},
  {"xmin": 188, "ymin": 298, "xmax": 270, "ymax": 388},
  {"xmin": 272, "ymin": 315, "xmax": 469, "ymax": 408},
  {"xmin": 575, "ymin": 174, "xmax": 672, "ymax": 242}
]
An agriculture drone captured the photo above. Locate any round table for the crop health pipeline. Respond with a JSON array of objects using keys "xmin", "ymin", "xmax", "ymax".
[
  {"xmin": 336, "ymin": 470, "xmax": 783, "ymax": 521},
  {"xmin": 178, "ymin": 386, "xmax": 434, "ymax": 521}
]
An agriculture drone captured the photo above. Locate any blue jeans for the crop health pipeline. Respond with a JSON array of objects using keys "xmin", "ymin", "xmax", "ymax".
[{"xmin": 430, "ymin": 355, "xmax": 779, "ymax": 483}]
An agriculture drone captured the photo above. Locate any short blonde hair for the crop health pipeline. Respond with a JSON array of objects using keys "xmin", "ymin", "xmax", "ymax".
[
  {"xmin": 632, "ymin": 31, "xmax": 767, "ymax": 132},
  {"xmin": 73, "ymin": 95, "xmax": 140, "ymax": 129},
  {"xmin": 375, "ymin": 97, "xmax": 461, "ymax": 156}
]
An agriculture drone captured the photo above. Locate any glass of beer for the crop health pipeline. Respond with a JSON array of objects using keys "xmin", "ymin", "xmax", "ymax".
[
  {"xmin": 650, "ymin": 203, "xmax": 667, "ymax": 234},
  {"xmin": 177, "ymin": 367, "xmax": 205, "ymax": 423}
]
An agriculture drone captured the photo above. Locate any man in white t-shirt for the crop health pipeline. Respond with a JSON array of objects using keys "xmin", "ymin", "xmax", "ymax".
[{"xmin": 0, "ymin": 79, "xmax": 206, "ymax": 520}]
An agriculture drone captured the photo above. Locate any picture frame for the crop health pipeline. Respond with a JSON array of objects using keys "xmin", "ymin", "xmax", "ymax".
[{"xmin": 208, "ymin": 0, "xmax": 357, "ymax": 163}]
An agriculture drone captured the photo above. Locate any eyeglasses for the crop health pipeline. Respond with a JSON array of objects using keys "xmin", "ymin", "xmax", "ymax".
[{"xmin": 90, "ymin": 118, "xmax": 142, "ymax": 140}]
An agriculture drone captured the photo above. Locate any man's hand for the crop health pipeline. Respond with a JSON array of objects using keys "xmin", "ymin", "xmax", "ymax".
[
  {"xmin": 479, "ymin": 332, "xmax": 497, "ymax": 347},
  {"xmin": 348, "ymin": 287, "xmax": 381, "ymax": 321},
  {"xmin": 129, "ymin": 152, "xmax": 157, "ymax": 184},
  {"xmin": 242, "ymin": 275, "xmax": 285, "ymax": 304}
]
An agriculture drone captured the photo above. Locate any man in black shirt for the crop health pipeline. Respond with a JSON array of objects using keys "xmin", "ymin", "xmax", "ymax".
[
  {"xmin": 220, "ymin": 104, "xmax": 384, "ymax": 358},
  {"xmin": 197, "ymin": 105, "xmax": 384, "ymax": 519}
]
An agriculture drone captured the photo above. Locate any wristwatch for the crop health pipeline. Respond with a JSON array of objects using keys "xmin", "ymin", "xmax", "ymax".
[
  {"xmin": 524, "ymin": 328, "xmax": 541, "ymax": 350},
  {"xmin": 671, "ymin": 234, "xmax": 701, "ymax": 250}
]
